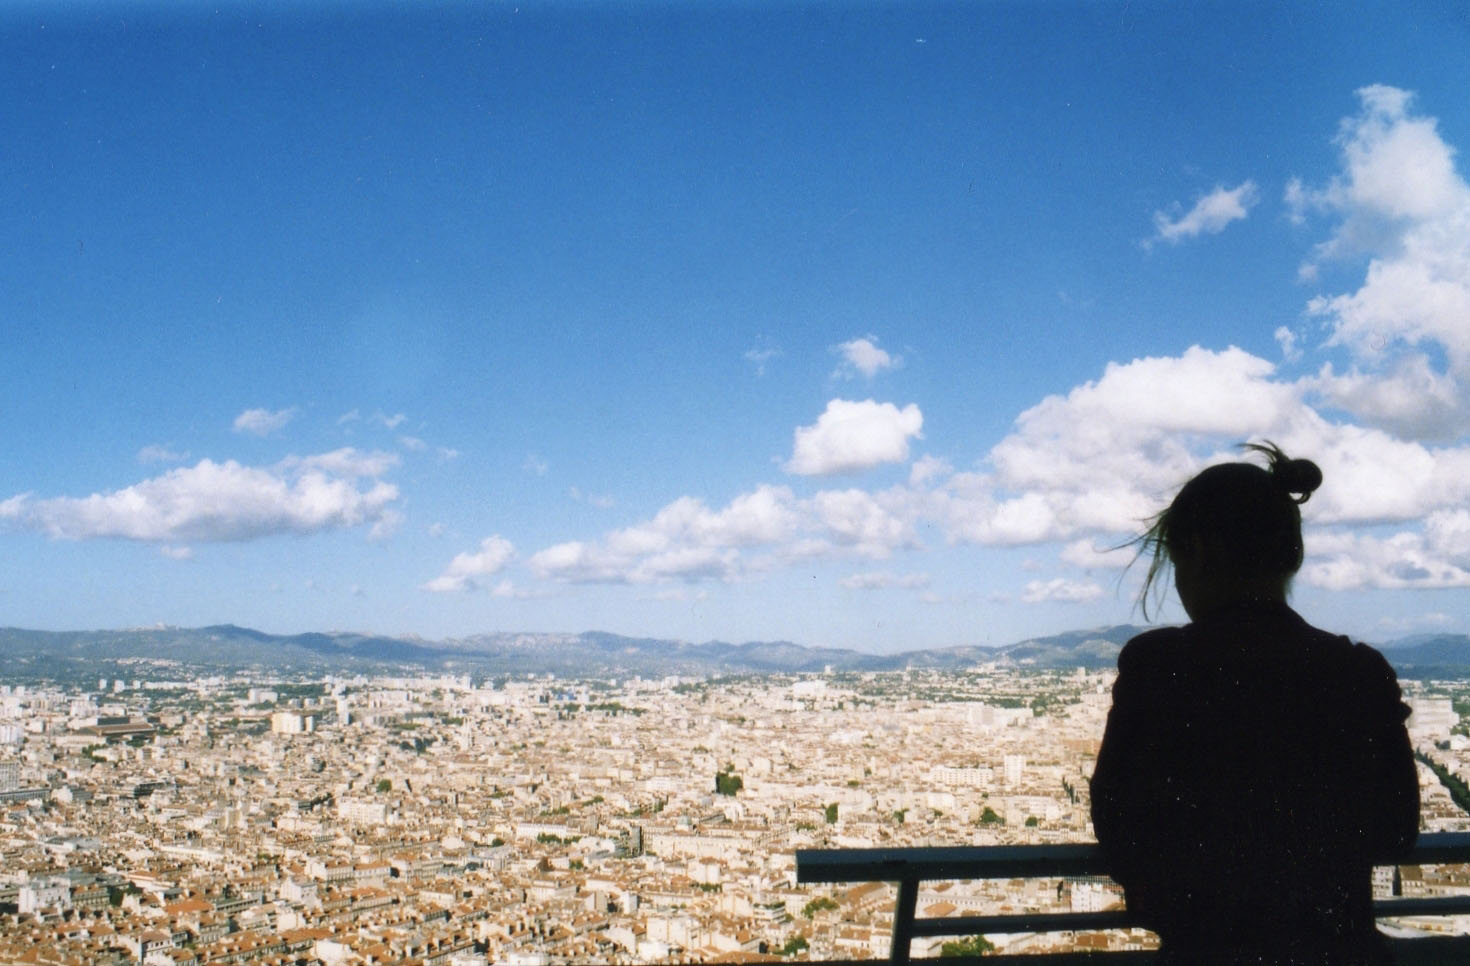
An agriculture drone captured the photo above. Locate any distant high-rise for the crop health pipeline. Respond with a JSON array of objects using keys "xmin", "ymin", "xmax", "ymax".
[{"xmin": 1004, "ymin": 754, "xmax": 1025, "ymax": 787}]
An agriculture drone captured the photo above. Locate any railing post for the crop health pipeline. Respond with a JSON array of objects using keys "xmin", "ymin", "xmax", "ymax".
[{"xmin": 891, "ymin": 876, "xmax": 919, "ymax": 965}]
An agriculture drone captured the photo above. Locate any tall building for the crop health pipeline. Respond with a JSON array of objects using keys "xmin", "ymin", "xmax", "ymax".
[{"xmin": 1004, "ymin": 754, "xmax": 1025, "ymax": 787}]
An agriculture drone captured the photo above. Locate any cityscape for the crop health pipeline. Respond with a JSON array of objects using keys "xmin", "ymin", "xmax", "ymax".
[{"xmin": 2, "ymin": 642, "xmax": 1470, "ymax": 964}]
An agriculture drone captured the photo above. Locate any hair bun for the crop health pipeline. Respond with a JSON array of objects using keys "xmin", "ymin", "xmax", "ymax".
[
  {"xmin": 1242, "ymin": 440, "xmax": 1322, "ymax": 504},
  {"xmin": 1272, "ymin": 457, "xmax": 1322, "ymax": 503}
]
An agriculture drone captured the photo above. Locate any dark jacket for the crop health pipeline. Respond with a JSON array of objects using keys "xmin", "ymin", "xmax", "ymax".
[{"xmin": 1091, "ymin": 602, "xmax": 1418, "ymax": 964}]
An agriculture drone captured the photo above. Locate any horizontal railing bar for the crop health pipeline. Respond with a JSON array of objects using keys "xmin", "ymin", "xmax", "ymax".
[
  {"xmin": 1400, "ymin": 832, "xmax": 1470, "ymax": 864},
  {"xmin": 797, "ymin": 832, "xmax": 1470, "ymax": 885},
  {"xmin": 890, "ymin": 896, "xmax": 1470, "ymax": 940},
  {"xmin": 1377, "ymin": 895, "xmax": 1470, "ymax": 917},
  {"xmin": 909, "ymin": 910, "xmax": 1137, "ymax": 937},
  {"xmin": 797, "ymin": 843, "xmax": 1100, "ymax": 883}
]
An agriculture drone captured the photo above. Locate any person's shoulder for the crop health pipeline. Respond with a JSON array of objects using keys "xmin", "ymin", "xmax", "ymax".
[
  {"xmin": 1346, "ymin": 639, "xmax": 1401, "ymax": 685},
  {"xmin": 1293, "ymin": 616, "xmax": 1405, "ymax": 696},
  {"xmin": 1117, "ymin": 626, "xmax": 1188, "ymax": 673},
  {"xmin": 1294, "ymin": 615, "xmax": 1397, "ymax": 675}
]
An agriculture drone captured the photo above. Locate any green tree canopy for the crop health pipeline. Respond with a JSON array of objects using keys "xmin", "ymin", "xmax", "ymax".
[{"xmin": 940, "ymin": 935, "xmax": 996, "ymax": 957}]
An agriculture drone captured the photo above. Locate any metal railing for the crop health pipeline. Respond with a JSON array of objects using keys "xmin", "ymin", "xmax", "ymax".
[{"xmin": 796, "ymin": 833, "xmax": 1470, "ymax": 964}]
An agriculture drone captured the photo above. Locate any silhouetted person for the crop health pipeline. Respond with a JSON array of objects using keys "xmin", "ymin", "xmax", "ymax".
[{"xmin": 1091, "ymin": 443, "xmax": 1418, "ymax": 965}]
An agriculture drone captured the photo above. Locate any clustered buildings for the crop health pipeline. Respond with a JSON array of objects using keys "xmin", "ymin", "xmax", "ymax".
[{"xmin": 0, "ymin": 662, "xmax": 1463, "ymax": 963}]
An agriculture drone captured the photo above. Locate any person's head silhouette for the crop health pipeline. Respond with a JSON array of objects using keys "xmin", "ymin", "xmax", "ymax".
[{"xmin": 1137, "ymin": 442, "xmax": 1322, "ymax": 621}]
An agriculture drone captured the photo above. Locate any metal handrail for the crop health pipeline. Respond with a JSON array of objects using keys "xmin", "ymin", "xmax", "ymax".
[{"xmin": 796, "ymin": 833, "xmax": 1470, "ymax": 964}]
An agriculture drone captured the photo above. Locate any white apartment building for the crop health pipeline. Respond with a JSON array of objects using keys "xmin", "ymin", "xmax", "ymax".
[
  {"xmin": 270, "ymin": 710, "xmax": 315, "ymax": 734},
  {"xmin": 337, "ymin": 797, "xmax": 390, "ymax": 825}
]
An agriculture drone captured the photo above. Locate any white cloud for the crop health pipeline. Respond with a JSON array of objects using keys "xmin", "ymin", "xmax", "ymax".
[
  {"xmin": 811, "ymin": 488, "xmax": 917, "ymax": 558},
  {"xmin": 1301, "ymin": 513, "xmax": 1470, "ymax": 591},
  {"xmin": 530, "ymin": 341, "xmax": 1470, "ymax": 596},
  {"xmin": 283, "ymin": 448, "xmax": 400, "ymax": 479},
  {"xmin": 908, "ymin": 454, "xmax": 951, "ymax": 486},
  {"xmin": 376, "ymin": 412, "xmax": 407, "ymax": 430},
  {"xmin": 1273, "ymin": 326, "xmax": 1302, "ymax": 363},
  {"xmin": 337, "ymin": 409, "xmax": 361, "ymax": 425},
  {"xmin": 523, "ymin": 453, "xmax": 549, "ymax": 476},
  {"xmin": 1290, "ymin": 85, "xmax": 1470, "ymax": 437},
  {"xmin": 786, "ymin": 399, "xmax": 923, "ymax": 475},
  {"xmin": 839, "ymin": 571, "xmax": 930, "ymax": 590},
  {"xmin": 530, "ymin": 481, "xmax": 921, "ymax": 585},
  {"xmin": 1306, "ymin": 356, "xmax": 1462, "ymax": 440},
  {"xmin": 923, "ymin": 339, "xmax": 1470, "ymax": 551},
  {"xmin": 833, "ymin": 335, "xmax": 900, "ymax": 378},
  {"xmin": 368, "ymin": 509, "xmax": 403, "ymax": 541},
  {"xmin": 160, "ymin": 545, "xmax": 193, "ymax": 560},
  {"xmin": 1020, "ymin": 578, "xmax": 1104, "ymax": 604},
  {"xmin": 0, "ymin": 456, "xmax": 399, "ymax": 543},
  {"xmin": 137, "ymin": 444, "xmax": 187, "ymax": 464},
  {"xmin": 1149, "ymin": 181, "xmax": 1258, "ymax": 246},
  {"xmin": 422, "ymin": 535, "xmax": 516, "ymax": 593},
  {"xmin": 232, "ymin": 407, "xmax": 296, "ymax": 437},
  {"xmin": 930, "ymin": 346, "xmax": 1295, "ymax": 545},
  {"xmin": 1060, "ymin": 539, "xmax": 1132, "ymax": 570},
  {"xmin": 398, "ymin": 435, "xmax": 428, "ymax": 452}
]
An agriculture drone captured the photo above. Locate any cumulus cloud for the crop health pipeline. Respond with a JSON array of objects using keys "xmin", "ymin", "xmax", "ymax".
[
  {"xmin": 232, "ymin": 407, "xmax": 296, "ymax": 437},
  {"xmin": 529, "ymin": 482, "xmax": 919, "ymax": 585},
  {"xmin": 1060, "ymin": 539, "xmax": 1133, "ymax": 570},
  {"xmin": 1148, "ymin": 181, "xmax": 1259, "ymax": 246},
  {"xmin": 786, "ymin": 399, "xmax": 923, "ymax": 475},
  {"xmin": 1273, "ymin": 326, "xmax": 1302, "ymax": 363},
  {"xmin": 1020, "ymin": 578, "xmax": 1104, "ymax": 604},
  {"xmin": 909, "ymin": 455, "xmax": 951, "ymax": 486},
  {"xmin": 1301, "ymin": 512, "xmax": 1470, "ymax": 591},
  {"xmin": 1291, "ymin": 85, "xmax": 1470, "ymax": 437},
  {"xmin": 422, "ymin": 536, "xmax": 516, "ymax": 593},
  {"xmin": 282, "ymin": 448, "xmax": 400, "ymax": 479},
  {"xmin": 810, "ymin": 487, "xmax": 918, "ymax": 557},
  {"xmin": 1306, "ymin": 356, "xmax": 1462, "ymax": 440},
  {"xmin": 925, "ymin": 342, "xmax": 1470, "ymax": 547},
  {"xmin": 833, "ymin": 336, "xmax": 900, "ymax": 378},
  {"xmin": 0, "ymin": 453, "xmax": 399, "ymax": 543},
  {"xmin": 930, "ymin": 346, "xmax": 1295, "ymax": 545}
]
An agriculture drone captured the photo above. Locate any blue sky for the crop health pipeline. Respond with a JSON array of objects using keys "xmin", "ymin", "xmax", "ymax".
[{"xmin": 3, "ymin": 1, "xmax": 1469, "ymax": 652}]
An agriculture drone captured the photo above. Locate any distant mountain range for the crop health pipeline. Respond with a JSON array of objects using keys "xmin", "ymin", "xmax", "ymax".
[{"xmin": 0, "ymin": 623, "xmax": 1465, "ymax": 679}]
